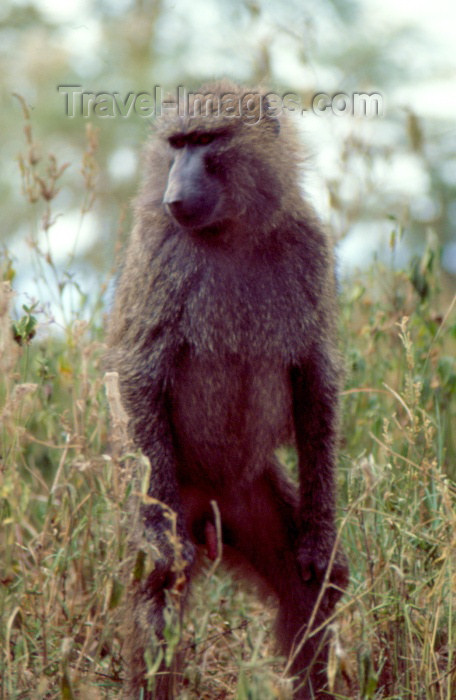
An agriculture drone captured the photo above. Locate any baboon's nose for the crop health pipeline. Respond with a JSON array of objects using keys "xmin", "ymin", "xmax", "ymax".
[
  {"xmin": 165, "ymin": 200, "xmax": 182, "ymax": 217},
  {"xmin": 164, "ymin": 198, "xmax": 211, "ymax": 229},
  {"xmin": 165, "ymin": 200, "xmax": 194, "ymax": 224}
]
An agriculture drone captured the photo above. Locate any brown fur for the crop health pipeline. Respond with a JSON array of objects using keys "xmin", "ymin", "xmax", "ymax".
[{"xmin": 108, "ymin": 80, "xmax": 349, "ymax": 699}]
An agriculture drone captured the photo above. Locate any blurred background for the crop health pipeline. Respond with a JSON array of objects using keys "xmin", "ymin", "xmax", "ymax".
[
  {"xmin": 2, "ymin": 4, "xmax": 456, "ymax": 697},
  {"xmin": 2, "ymin": 0, "xmax": 455, "ymax": 328}
]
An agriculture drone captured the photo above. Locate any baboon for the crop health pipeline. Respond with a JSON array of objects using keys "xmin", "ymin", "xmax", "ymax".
[{"xmin": 108, "ymin": 80, "xmax": 349, "ymax": 699}]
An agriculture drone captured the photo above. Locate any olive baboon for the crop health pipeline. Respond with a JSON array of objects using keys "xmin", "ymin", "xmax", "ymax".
[{"xmin": 108, "ymin": 80, "xmax": 349, "ymax": 699}]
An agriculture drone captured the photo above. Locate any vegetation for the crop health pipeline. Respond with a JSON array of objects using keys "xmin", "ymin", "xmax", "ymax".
[{"xmin": 1, "ymin": 88, "xmax": 455, "ymax": 700}]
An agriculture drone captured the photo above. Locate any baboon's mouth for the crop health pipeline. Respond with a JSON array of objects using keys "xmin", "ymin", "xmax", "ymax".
[
  {"xmin": 190, "ymin": 223, "xmax": 223, "ymax": 239},
  {"xmin": 166, "ymin": 204, "xmax": 214, "ymax": 231}
]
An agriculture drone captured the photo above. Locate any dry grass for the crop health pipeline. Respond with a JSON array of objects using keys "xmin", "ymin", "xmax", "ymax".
[{"xmin": 1, "ymin": 106, "xmax": 455, "ymax": 700}]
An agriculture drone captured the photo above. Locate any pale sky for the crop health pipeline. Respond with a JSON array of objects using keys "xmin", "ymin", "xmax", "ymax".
[
  {"xmin": 31, "ymin": 0, "xmax": 456, "ymax": 119},
  {"xmin": 9, "ymin": 0, "xmax": 456, "ymax": 316}
]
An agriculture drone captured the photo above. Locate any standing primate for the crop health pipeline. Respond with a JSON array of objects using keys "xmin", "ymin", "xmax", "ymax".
[{"xmin": 108, "ymin": 80, "xmax": 349, "ymax": 699}]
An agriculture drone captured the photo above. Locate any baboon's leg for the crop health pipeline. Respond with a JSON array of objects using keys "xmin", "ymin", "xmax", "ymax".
[
  {"xmin": 222, "ymin": 464, "xmax": 346, "ymax": 699},
  {"xmin": 122, "ymin": 529, "xmax": 193, "ymax": 700}
]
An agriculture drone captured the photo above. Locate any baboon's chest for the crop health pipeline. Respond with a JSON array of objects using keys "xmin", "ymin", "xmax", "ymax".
[{"xmin": 170, "ymin": 352, "xmax": 294, "ymax": 481}]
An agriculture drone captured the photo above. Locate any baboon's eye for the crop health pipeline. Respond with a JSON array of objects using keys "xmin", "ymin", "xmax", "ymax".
[
  {"xmin": 193, "ymin": 133, "xmax": 215, "ymax": 146},
  {"xmin": 169, "ymin": 135, "xmax": 187, "ymax": 149}
]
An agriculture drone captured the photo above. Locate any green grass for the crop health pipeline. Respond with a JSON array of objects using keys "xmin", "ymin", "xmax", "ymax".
[{"xmin": 1, "ymin": 113, "xmax": 455, "ymax": 699}]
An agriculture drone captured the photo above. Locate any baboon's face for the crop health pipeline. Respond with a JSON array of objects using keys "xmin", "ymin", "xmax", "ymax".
[{"xmin": 163, "ymin": 130, "xmax": 230, "ymax": 231}]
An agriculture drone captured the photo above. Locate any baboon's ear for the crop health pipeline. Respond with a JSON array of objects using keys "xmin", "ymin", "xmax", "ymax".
[{"xmin": 262, "ymin": 96, "xmax": 281, "ymax": 136}]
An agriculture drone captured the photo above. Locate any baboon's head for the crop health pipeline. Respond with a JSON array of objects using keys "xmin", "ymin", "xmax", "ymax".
[{"xmin": 144, "ymin": 81, "xmax": 303, "ymax": 237}]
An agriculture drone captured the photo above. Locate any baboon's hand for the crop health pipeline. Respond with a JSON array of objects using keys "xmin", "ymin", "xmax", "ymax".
[
  {"xmin": 141, "ymin": 535, "xmax": 196, "ymax": 596},
  {"xmin": 297, "ymin": 533, "xmax": 349, "ymax": 592},
  {"xmin": 133, "ymin": 510, "xmax": 196, "ymax": 595}
]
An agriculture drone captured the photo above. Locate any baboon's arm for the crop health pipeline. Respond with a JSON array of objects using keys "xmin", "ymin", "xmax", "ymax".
[{"xmin": 290, "ymin": 347, "xmax": 340, "ymax": 580}]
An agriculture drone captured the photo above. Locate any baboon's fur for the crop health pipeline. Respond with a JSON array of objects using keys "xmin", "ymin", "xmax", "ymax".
[{"xmin": 108, "ymin": 80, "xmax": 349, "ymax": 699}]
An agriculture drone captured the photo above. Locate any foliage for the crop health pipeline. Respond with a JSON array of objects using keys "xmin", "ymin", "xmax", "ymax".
[
  {"xmin": 338, "ymin": 251, "xmax": 456, "ymax": 698},
  {"xmin": 1, "ymin": 98, "xmax": 456, "ymax": 700},
  {"xmin": 2, "ymin": 241, "xmax": 455, "ymax": 699}
]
